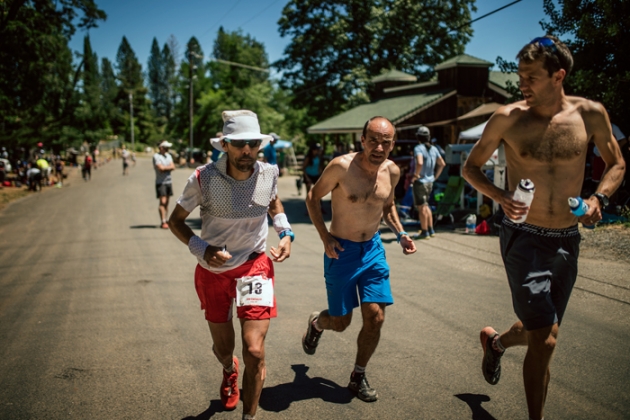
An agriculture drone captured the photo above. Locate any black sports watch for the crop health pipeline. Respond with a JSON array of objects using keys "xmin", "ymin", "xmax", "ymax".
[{"xmin": 592, "ymin": 192, "xmax": 609, "ymax": 208}]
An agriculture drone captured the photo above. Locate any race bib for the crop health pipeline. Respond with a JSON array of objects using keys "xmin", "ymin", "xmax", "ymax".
[{"xmin": 236, "ymin": 275, "xmax": 274, "ymax": 307}]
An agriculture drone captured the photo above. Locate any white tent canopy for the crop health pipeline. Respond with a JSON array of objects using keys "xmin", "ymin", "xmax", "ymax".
[{"xmin": 458, "ymin": 121, "xmax": 488, "ymax": 142}]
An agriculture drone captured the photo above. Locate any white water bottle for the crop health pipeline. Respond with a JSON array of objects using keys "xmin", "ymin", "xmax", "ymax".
[
  {"xmin": 509, "ymin": 179, "xmax": 535, "ymax": 224},
  {"xmin": 465, "ymin": 214, "xmax": 477, "ymax": 234}
]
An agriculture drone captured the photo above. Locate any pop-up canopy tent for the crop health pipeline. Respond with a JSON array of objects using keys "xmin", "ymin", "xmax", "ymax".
[
  {"xmin": 272, "ymin": 139, "xmax": 298, "ymax": 172},
  {"xmin": 273, "ymin": 140, "xmax": 293, "ymax": 149},
  {"xmin": 458, "ymin": 121, "xmax": 488, "ymax": 142}
]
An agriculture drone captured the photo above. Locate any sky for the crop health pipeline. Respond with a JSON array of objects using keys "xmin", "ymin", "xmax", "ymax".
[{"xmin": 68, "ymin": 0, "xmax": 549, "ymax": 76}]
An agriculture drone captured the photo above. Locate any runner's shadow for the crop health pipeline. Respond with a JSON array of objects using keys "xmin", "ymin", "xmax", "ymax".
[
  {"xmin": 455, "ymin": 393, "xmax": 497, "ymax": 420},
  {"xmin": 259, "ymin": 364, "xmax": 352, "ymax": 412},
  {"xmin": 129, "ymin": 225, "xmax": 159, "ymax": 229},
  {"xmin": 181, "ymin": 399, "xmax": 226, "ymax": 419},
  {"xmin": 277, "ymin": 198, "xmax": 331, "ymax": 225},
  {"xmin": 185, "ymin": 218, "xmax": 202, "ymax": 230}
]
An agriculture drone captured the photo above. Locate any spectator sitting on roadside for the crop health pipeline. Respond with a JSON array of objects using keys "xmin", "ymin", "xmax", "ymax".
[{"xmin": 26, "ymin": 162, "xmax": 42, "ymax": 191}]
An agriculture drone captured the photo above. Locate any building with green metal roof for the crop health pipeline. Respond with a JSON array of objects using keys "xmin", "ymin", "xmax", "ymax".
[{"xmin": 307, "ymin": 53, "xmax": 518, "ymax": 145}]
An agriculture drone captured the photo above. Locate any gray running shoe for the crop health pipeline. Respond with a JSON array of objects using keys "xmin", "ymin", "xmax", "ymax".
[
  {"xmin": 480, "ymin": 326, "xmax": 504, "ymax": 385},
  {"xmin": 302, "ymin": 311, "xmax": 323, "ymax": 355},
  {"xmin": 348, "ymin": 372, "xmax": 378, "ymax": 402}
]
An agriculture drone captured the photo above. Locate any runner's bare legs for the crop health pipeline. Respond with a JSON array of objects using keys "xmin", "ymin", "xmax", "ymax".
[
  {"xmin": 311, "ymin": 303, "xmax": 385, "ymax": 368},
  {"xmin": 493, "ymin": 321, "xmax": 558, "ymax": 420},
  {"xmin": 240, "ymin": 319, "xmax": 270, "ymax": 417}
]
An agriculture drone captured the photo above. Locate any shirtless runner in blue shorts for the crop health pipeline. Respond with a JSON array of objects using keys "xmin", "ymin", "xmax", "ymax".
[{"xmin": 302, "ymin": 116, "xmax": 416, "ymax": 402}]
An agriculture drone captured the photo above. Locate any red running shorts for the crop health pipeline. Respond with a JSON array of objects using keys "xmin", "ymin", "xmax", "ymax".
[{"xmin": 194, "ymin": 253, "xmax": 277, "ymax": 323}]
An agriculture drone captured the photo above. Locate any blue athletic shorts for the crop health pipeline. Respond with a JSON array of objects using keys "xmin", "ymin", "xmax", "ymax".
[
  {"xmin": 324, "ymin": 232, "xmax": 393, "ymax": 316},
  {"xmin": 500, "ymin": 218, "xmax": 580, "ymax": 331}
]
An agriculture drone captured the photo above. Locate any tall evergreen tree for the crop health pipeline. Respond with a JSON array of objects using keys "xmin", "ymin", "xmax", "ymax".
[
  {"xmin": 168, "ymin": 37, "xmax": 207, "ymax": 146},
  {"xmin": 211, "ymin": 27, "xmax": 269, "ymax": 91},
  {"xmin": 148, "ymin": 38, "xmax": 167, "ymax": 120},
  {"xmin": 75, "ymin": 35, "xmax": 109, "ymax": 144},
  {"xmin": 0, "ymin": 0, "xmax": 106, "ymax": 147},
  {"xmin": 114, "ymin": 36, "xmax": 156, "ymax": 145},
  {"xmin": 101, "ymin": 57, "xmax": 118, "ymax": 129},
  {"xmin": 162, "ymin": 43, "xmax": 177, "ymax": 122}
]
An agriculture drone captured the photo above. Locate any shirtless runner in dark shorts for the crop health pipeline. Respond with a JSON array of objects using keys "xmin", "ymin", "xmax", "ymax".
[{"xmin": 463, "ymin": 35, "xmax": 625, "ymax": 420}]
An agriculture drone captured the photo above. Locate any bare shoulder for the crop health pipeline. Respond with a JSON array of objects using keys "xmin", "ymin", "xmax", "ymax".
[
  {"xmin": 332, "ymin": 152, "xmax": 357, "ymax": 169},
  {"xmin": 493, "ymin": 101, "xmax": 530, "ymax": 121},
  {"xmin": 384, "ymin": 159, "xmax": 400, "ymax": 176},
  {"xmin": 321, "ymin": 152, "xmax": 356, "ymax": 179},
  {"xmin": 568, "ymin": 96, "xmax": 610, "ymax": 132},
  {"xmin": 570, "ymin": 96, "xmax": 606, "ymax": 117}
]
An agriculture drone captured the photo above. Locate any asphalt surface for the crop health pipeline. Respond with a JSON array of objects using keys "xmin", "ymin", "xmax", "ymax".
[{"xmin": 0, "ymin": 157, "xmax": 628, "ymax": 420}]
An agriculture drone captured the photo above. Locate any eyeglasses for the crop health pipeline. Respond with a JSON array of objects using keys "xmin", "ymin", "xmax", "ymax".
[
  {"xmin": 224, "ymin": 139, "xmax": 262, "ymax": 149},
  {"xmin": 529, "ymin": 37, "xmax": 557, "ymax": 52}
]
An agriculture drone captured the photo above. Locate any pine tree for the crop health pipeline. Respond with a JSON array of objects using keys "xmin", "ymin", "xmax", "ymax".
[
  {"xmin": 114, "ymin": 36, "xmax": 156, "ymax": 145},
  {"xmin": 162, "ymin": 43, "xmax": 177, "ymax": 122},
  {"xmin": 148, "ymin": 38, "xmax": 166, "ymax": 119}
]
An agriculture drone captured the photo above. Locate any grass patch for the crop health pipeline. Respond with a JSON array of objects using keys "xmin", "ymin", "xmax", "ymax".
[{"xmin": 0, "ymin": 187, "xmax": 31, "ymax": 211}]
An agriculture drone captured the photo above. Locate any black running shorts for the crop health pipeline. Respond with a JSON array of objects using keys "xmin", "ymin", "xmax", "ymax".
[
  {"xmin": 156, "ymin": 183, "xmax": 173, "ymax": 198},
  {"xmin": 500, "ymin": 217, "xmax": 581, "ymax": 331}
]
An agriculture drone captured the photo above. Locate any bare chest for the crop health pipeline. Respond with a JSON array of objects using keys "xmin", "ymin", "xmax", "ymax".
[
  {"xmin": 339, "ymin": 170, "xmax": 391, "ymax": 205},
  {"xmin": 510, "ymin": 118, "xmax": 588, "ymax": 163}
]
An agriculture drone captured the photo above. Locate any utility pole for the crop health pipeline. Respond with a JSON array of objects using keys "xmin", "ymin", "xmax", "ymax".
[
  {"xmin": 188, "ymin": 50, "xmax": 201, "ymax": 166},
  {"xmin": 129, "ymin": 92, "xmax": 135, "ymax": 149}
]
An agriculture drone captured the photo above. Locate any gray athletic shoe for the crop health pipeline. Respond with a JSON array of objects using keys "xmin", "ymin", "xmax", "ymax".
[
  {"xmin": 302, "ymin": 311, "xmax": 323, "ymax": 355},
  {"xmin": 348, "ymin": 372, "xmax": 378, "ymax": 402},
  {"xmin": 480, "ymin": 326, "xmax": 504, "ymax": 385}
]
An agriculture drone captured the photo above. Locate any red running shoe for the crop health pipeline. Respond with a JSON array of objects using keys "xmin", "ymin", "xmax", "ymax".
[
  {"xmin": 220, "ymin": 357, "xmax": 240, "ymax": 410},
  {"xmin": 160, "ymin": 222, "xmax": 169, "ymax": 229}
]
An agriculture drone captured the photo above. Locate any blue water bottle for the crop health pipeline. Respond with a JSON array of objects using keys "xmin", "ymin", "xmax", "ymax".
[{"xmin": 568, "ymin": 197, "xmax": 594, "ymax": 229}]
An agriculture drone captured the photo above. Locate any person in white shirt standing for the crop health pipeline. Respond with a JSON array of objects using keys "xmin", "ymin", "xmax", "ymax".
[
  {"xmin": 153, "ymin": 141, "xmax": 175, "ymax": 229},
  {"xmin": 169, "ymin": 110, "xmax": 293, "ymax": 420}
]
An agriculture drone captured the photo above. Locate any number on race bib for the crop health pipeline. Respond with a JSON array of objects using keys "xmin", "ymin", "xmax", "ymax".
[{"xmin": 236, "ymin": 275, "xmax": 274, "ymax": 307}]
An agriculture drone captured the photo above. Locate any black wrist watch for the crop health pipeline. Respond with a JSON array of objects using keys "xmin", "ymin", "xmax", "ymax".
[{"xmin": 592, "ymin": 192, "xmax": 609, "ymax": 208}]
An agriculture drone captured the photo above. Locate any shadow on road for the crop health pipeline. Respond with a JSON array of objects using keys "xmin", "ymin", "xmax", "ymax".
[
  {"xmin": 130, "ymin": 225, "xmax": 160, "ymax": 229},
  {"xmin": 279, "ymin": 197, "xmax": 331, "ymax": 225},
  {"xmin": 454, "ymin": 393, "xmax": 496, "ymax": 420},
  {"xmin": 180, "ymin": 400, "xmax": 226, "ymax": 420},
  {"xmin": 259, "ymin": 364, "xmax": 352, "ymax": 412},
  {"xmin": 185, "ymin": 218, "xmax": 202, "ymax": 230}
]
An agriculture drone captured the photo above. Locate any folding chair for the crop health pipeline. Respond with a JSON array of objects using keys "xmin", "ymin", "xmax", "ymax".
[{"xmin": 434, "ymin": 176, "xmax": 466, "ymax": 225}]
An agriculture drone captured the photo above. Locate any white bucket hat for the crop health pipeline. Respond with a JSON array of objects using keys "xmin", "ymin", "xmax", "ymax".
[{"xmin": 209, "ymin": 110, "xmax": 272, "ymax": 152}]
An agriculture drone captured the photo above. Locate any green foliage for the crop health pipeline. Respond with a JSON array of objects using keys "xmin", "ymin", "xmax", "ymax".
[
  {"xmin": 494, "ymin": 0, "xmax": 629, "ymax": 121},
  {"xmin": 0, "ymin": 0, "xmax": 106, "ymax": 148},
  {"xmin": 495, "ymin": 57, "xmax": 522, "ymax": 103},
  {"xmin": 275, "ymin": 0, "xmax": 476, "ymax": 128},
  {"xmin": 114, "ymin": 36, "xmax": 158, "ymax": 144},
  {"xmin": 541, "ymin": 0, "xmax": 629, "ymax": 133}
]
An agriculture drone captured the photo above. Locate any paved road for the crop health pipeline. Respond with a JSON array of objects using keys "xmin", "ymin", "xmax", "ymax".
[{"xmin": 1, "ymin": 157, "xmax": 628, "ymax": 420}]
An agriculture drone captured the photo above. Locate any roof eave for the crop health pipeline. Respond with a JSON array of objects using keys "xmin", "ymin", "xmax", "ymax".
[
  {"xmin": 487, "ymin": 82, "xmax": 511, "ymax": 98},
  {"xmin": 435, "ymin": 62, "xmax": 492, "ymax": 71},
  {"xmin": 392, "ymin": 90, "xmax": 457, "ymax": 125}
]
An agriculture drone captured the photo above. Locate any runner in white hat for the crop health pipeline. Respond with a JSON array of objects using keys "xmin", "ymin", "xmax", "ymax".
[{"xmin": 169, "ymin": 110, "xmax": 293, "ymax": 420}]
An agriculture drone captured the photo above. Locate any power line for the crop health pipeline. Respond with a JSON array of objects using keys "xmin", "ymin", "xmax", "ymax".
[
  {"xmin": 199, "ymin": 0, "xmax": 244, "ymax": 39},
  {"xmin": 236, "ymin": 0, "xmax": 285, "ymax": 29},
  {"xmin": 210, "ymin": 58, "xmax": 270, "ymax": 73},
  {"xmin": 450, "ymin": 0, "xmax": 522, "ymax": 32}
]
